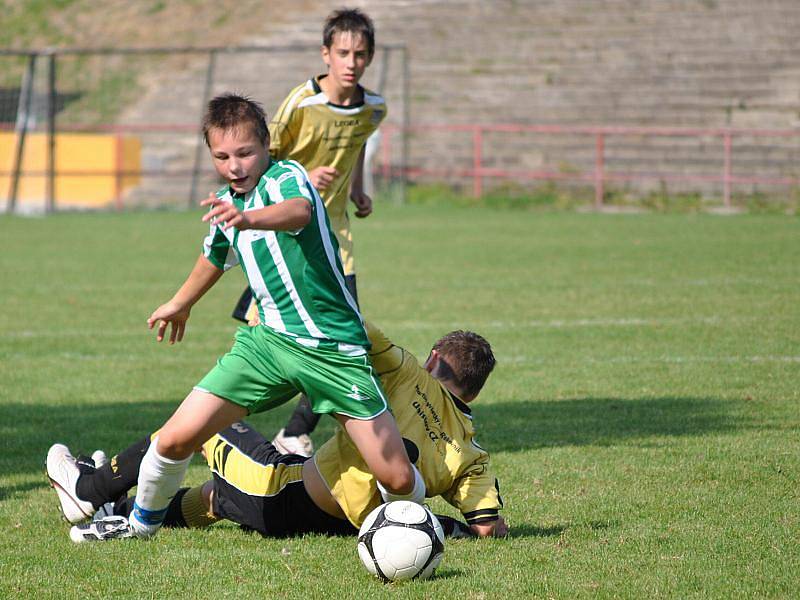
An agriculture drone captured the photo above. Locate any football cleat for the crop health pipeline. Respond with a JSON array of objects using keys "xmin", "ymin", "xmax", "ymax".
[
  {"xmin": 46, "ymin": 443, "xmax": 95, "ymax": 524},
  {"xmin": 272, "ymin": 428, "xmax": 314, "ymax": 457},
  {"xmin": 70, "ymin": 516, "xmax": 133, "ymax": 543},
  {"xmin": 93, "ymin": 501, "xmax": 117, "ymax": 521}
]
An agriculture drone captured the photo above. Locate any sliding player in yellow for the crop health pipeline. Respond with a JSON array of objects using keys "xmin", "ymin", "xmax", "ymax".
[
  {"xmin": 232, "ymin": 8, "xmax": 386, "ymax": 456},
  {"xmin": 51, "ymin": 322, "xmax": 507, "ymax": 541}
]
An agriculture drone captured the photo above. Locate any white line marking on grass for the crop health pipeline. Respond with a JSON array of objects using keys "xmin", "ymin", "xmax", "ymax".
[
  {"xmin": 3, "ymin": 326, "xmax": 238, "ymax": 339},
  {"xmin": 5, "ymin": 352, "xmax": 207, "ymax": 363},
  {"xmin": 386, "ymin": 316, "xmax": 733, "ymax": 330},
  {"xmin": 593, "ymin": 355, "xmax": 800, "ymax": 365},
  {"xmin": 499, "ymin": 355, "xmax": 800, "ymax": 365},
  {"xmin": 518, "ymin": 316, "xmax": 724, "ymax": 328},
  {"xmin": 2, "ymin": 315, "xmax": 761, "ymax": 340}
]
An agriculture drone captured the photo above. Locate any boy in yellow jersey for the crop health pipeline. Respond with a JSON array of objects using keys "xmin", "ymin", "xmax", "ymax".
[
  {"xmin": 232, "ymin": 8, "xmax": 388, "ymax": 456},
  {"xmin": 59, "ymin": 322, "xmax": 508, "ymax": 542}
]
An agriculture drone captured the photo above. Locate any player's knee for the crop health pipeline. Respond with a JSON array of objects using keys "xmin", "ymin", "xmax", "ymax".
[
  {"xmin": 378, "ymin": 464, "xmax": 415, "ymax": 494},
  {"xmin": 156, "ymin": 431, "xmax": 195, "ymax": 460}
]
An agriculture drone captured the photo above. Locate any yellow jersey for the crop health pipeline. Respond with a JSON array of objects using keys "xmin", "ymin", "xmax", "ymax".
[
  {"xmin": 314, "ymin": 321, "xmax": 504, "ymax": 528},
  {"xmin": 269, "ymin": 76, "xmax": 387, "ymax": 275}
]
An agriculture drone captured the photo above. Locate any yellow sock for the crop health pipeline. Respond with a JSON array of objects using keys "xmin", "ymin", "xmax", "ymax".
[{"xmin": 181, "ymin": 485, "xmax": 219, "ymax": 528}]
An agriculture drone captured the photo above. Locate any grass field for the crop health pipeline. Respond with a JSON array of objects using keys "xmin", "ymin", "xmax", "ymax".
[{"xmin": 1, "ymin": 205, "xmax": 798, "ymax": 598}]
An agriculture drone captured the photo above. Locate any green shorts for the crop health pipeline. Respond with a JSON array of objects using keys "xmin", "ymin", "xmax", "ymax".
[{"xmin": 195, "ymin": 325, "xmax": 388, "ymax": 419}]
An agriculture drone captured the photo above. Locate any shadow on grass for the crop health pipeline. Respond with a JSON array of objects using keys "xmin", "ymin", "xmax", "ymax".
[
  {"xmin": 506, "ymin": 519, "xmax": 617, "ymax": 539},
  {"xmin": 2, "ymin": 395, "xmax": 748, "ymax": 477},
  {"xmin": 507, "ymin": 523, "xmax": 566, "ymax": 538},
  {"xmin": 0, "ymin": 399, "xmax": 292, "ymax": 478},
  {"xmin": 429, "ymin": 568, "xmax": 465, "ymax": 581},
  {"xmin": 0, "ymin": 479, "xmax": 49, "ymax": 501},
  {"xmin": 473, "ymin": 396, "xmax": 750, "ymax": 453}
]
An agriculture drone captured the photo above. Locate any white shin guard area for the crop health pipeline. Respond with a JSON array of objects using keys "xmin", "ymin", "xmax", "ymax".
[{"xmin": 129, "ymin": 438, "xmax": 191, "ymax": 537}]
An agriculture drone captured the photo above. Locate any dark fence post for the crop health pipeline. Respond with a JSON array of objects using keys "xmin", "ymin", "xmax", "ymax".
[
  {"xmin": 376, "ymin": 45, "xmax": 390, "ymax": 93},
  {"xmin": 47, "ymin": 51, "xmax": 57, "ymax": 213},
  {"xmin": 188, "ymin": 49, "xmax": 217, "ymax": 208},
  {"xmin": 473, "ymin": 126, "xmax": 483, "ymax": 198},
  {"xmin": 400, "ymin": 45, "xmax": 409, "ymax": 205},
  {"xmin": 722, "ymin": 131, "xmax": 732, "ymax": 208},
  {"xmin": 594, "ymin": 132, "xmax": 605, "ymax": 209},
  {"xmin": 7, "ymin": 53, "xmax": 37, "ymax": 214}
]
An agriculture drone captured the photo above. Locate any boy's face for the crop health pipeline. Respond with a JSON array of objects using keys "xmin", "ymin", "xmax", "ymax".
[
  {"xmin": 207, "ymin": 126, "xmax": 270, "ymax": 194},
  {"xmin": 321, "ymin": 31, "xmax": 372, "ymax": 91}
]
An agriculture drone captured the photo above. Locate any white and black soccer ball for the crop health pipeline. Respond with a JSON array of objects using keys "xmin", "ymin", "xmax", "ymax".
[{"xmin": 357, "ymin": 501, "xmax": 445, "ymax": 582}]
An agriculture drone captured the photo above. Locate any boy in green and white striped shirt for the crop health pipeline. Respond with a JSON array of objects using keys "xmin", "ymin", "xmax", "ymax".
[
  {"xmin": 122, "ymin": 94, "xmax": 423, "ymax": 539},
  {"xmin": 203, "ymin": 157, "xmax": 366, "ymax": 349}
]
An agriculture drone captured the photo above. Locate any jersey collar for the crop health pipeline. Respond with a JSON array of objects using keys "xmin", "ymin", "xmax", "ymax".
[
  {"xmin": 446, "ymin": 388, "xmax": 473, "ymax": 417},
  {"xmin": 312, "ymin": 75, "xmax": 365, "ymax": 109}
]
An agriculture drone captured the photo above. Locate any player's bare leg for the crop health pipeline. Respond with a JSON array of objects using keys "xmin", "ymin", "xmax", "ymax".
[
  {"xmin": 156, "ymin": 391, "xmax": 247, "ymax": 459},
  {"xmin": 336, "ymin": 412, "xmax": 424, "ymax": 502},
  {"xmin": 129, "ymin": 390, "xmax": 246, "ymax": 537}
]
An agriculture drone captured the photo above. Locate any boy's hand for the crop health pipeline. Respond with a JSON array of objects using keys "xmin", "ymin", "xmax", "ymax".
[
  {"xmin": 308, "ymin": 166, "xmax": 339, "ymax": 191},
  {"xmin": 201, "ymin": 194, "xmax": 252, "ymax": 231},
  {"xmin": 147, "ymin": 301, "xmax": 191, "ymax": 344},
  {"xmin": 469, "ymin": 515, "xmax": 509, "ymax": 538},
  {"xmin": 492, "ymin": 515, "xmax": 509, "ymax": 537},
  {"xmin": 351, "ymin": 190, "xmax": 373, "ymax": 218}
]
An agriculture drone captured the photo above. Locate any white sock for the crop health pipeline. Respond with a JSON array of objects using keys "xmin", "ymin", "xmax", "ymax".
[
  {"xmin": 128, "ymin": 438, "xmax": 191, "ymax": 538},
  {"xmin": 377, "ymin": 464, "xmax": 426, "ymax": 504}
]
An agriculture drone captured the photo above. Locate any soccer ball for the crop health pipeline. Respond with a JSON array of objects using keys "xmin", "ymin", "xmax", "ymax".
[{"xmin": 357, "ymin": 501, "xmax": 445, "ymax": 582}]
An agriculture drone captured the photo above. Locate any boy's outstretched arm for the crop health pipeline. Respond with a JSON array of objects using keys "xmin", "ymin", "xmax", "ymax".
[
  {"xmin": 148, "ymin": 254, "xmax": 223, "ymax": 343},
  {"xmin": 201, "ymin": 194, "xmax": 311, "ymax": 232}
]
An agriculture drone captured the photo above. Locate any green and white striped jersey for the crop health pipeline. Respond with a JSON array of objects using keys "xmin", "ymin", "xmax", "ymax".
[{"xmin": 203, "ymin": 159, "xmax": 369, "ymax": 350}]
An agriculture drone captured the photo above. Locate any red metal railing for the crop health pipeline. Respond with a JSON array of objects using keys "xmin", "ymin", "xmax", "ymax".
[
  {"xmin": 4, "ymin": 122, "xmax": 799, "ymax": 209},
  {"xmin": 381, "ymin": 123, "xmax": 800, "ymax": 207}
]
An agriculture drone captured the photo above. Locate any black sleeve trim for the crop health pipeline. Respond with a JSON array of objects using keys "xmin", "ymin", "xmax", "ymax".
[
  {"xmin": 369, "ymin": 343, "xmax": 396, "ymax": 358},
  {"xmin": 463, "ymin": 508, "xmax": 499, "ymax": 524},
  {"xmin": 373, "ymin": 349, "xmax": 408, "ymax": 378},
  {"xmin": 466, "ymin": 515, "xmax": 500, "ymax": 525}
]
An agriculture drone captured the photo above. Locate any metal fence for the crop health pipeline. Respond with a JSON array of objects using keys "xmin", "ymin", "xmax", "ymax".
[
  {"xmin": 383, "ymin": 123, "xmax": 800, "ymax": 207},
  {"xmin": 3, "ymin": 46, "xmax": 799, "ymax": 212},
  {"xmin": 0, "ymin": 45, "xmax": 409, "ymax": 213}
]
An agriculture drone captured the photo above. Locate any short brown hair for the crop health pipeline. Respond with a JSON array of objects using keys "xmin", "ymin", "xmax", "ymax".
[
  {"xmin": 323, "ymin": 8, "xmax": 375, "ymax": 57},
  {"xmin": 202, "ymin": 93, "xmax": 269, "ymax": 147},
  {"xmin": 432, "ymin": 331, "xmax": 496, "ymax": 399}
]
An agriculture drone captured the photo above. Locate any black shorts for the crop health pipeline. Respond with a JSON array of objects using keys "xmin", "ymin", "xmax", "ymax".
[{"xmin": 204, "ymin": 422, "xmax": 357, "ymax": 538}]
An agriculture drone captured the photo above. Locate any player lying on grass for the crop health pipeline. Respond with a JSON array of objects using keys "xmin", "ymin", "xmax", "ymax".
[
  {"xmin": 67, "ymin": 92, "xmax": 421, "ymax": 539},
  {"xmin": 47, "ymin": 322, "xmax": 508, "ymax": 541},
  {"xmin": 232, "ymin": 8, "xmax": 388, "ymax": 457}
]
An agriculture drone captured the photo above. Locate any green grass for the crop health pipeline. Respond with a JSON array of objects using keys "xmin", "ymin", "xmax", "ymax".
[
  {"xmin": 0, "ymin": 0, "xmax": 78, "ymax": 48},
  {"xmin": 0, "ymin": 206, "xmax": 798, "ymax": 598},
  {"xmin": 402, "ymin": 182, "xmax": 800, "ymax": 214},
  {"xmin": 56, "ymin": 58, "xmax": 144, "ymax": 126}
]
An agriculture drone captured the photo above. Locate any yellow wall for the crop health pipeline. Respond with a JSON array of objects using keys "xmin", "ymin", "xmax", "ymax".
[{"xmin": 0, "ymin": 131, "xmax": 141, "ymax": 209}]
